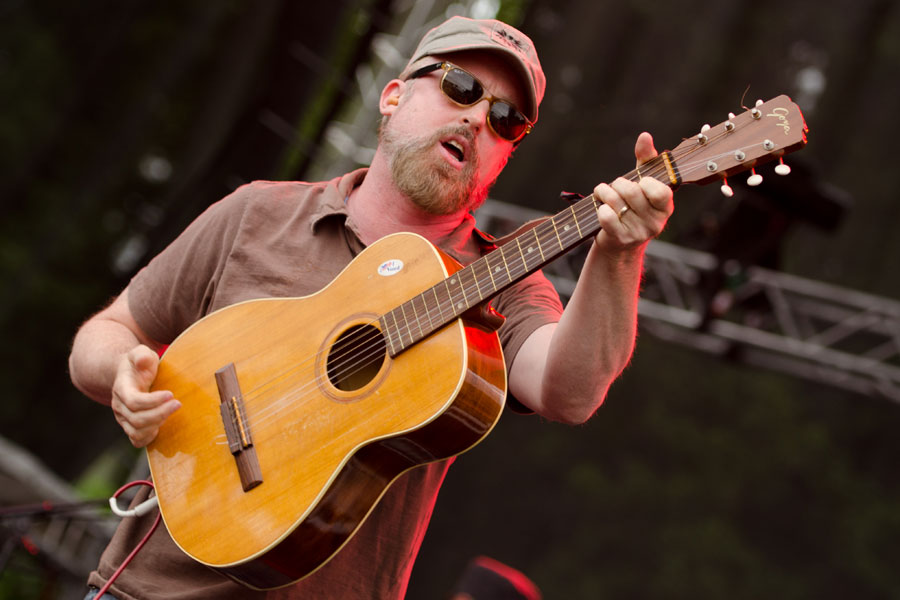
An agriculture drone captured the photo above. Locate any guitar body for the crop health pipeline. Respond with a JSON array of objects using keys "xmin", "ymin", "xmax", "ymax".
[
  {"xmin": 146, "ymin": 232, "xmax": 507, "ymax": 589},
  {"xmin": 143, "ymin": 94, "xmax": 809, "ymax": 590}
]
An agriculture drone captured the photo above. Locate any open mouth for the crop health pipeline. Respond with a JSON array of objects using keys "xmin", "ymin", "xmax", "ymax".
[{"xmin": 441, "ymin": 139, "xmax": 465, "ymax": 163}]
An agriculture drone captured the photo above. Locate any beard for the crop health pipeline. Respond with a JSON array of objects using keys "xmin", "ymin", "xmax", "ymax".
[{"xmin": 379, "ymin": 122, "xmax": 494, "ymax": 215}]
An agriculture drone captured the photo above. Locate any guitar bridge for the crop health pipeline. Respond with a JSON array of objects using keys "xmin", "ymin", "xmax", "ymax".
[{"xmin": 215, "ymin": 363, "xmax": 263, "ymax": 492}]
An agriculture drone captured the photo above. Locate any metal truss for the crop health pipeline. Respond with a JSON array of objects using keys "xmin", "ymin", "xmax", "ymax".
[
  {"xmin": 294, "ymin": 0, "xmax": 900, "ymax": 403},
  {"xmin": 0, "ymin": 435, "xmax": 116, "ymax": 590},
  {"xmin": 475, "ymin": 199, "xmax": 900, "ymax": 404}
]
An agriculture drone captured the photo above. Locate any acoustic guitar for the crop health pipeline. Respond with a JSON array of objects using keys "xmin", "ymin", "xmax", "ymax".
[{"xmin": 147, "ymin": 96, "xmax": 807, "ymax": 588}]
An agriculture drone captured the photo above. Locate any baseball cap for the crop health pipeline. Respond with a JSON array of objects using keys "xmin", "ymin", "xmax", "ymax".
[{"xmin": 402, "ymin": 16, "xmax": 545, "ymax": 122}]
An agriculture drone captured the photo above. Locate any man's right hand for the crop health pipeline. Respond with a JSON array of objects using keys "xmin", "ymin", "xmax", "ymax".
[{"xmin": 111, "ymin": 345, "xmax": 181, "ymax": 448}]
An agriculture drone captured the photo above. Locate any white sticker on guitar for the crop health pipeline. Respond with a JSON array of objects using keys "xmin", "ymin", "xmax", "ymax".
[{"xmin": 377, "ymin": 259, "xmax": 404, "ymax": 276}]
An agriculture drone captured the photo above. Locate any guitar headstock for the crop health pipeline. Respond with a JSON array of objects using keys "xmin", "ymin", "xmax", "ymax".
[{"xmin": 670, "ymin": 95, "xmax": 808, "ymax": 189}]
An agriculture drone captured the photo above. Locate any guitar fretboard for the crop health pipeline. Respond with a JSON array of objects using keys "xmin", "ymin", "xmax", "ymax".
[{"xmin": 378, "ymin": 155, "xmax": 671, "ymax": 357}]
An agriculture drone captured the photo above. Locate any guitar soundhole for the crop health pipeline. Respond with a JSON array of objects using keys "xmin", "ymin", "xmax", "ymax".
[{"xmin": 326, "ymin": 324, "xmax": 387, "ymax": 392}]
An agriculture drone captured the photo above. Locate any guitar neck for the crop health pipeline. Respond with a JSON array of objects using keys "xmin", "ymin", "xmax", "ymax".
[
  {"xmin": 379, "ymin": 156, "xmax": 675, "ymax": 356},
  {"xmin": 379, "ymin": 94, "xmax": 809, "ymax": 357}
]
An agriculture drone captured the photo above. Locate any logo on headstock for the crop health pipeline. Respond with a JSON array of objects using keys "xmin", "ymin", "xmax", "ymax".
[{"xmin": 767, "ymin": 107, "xmax": 792, "ymax": 135}]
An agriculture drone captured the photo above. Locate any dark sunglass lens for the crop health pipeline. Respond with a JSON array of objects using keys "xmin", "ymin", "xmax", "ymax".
[
  {"xmin": 489, "ymin": 102, "xmax": 528, "ymax": 140},
  {"xmin": 442, "ymin": 68, "xmax": 483, "ymax": 105}
]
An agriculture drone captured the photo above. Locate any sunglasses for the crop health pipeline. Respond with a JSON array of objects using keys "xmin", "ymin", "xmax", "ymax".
[{"xmin": 405, "ymin": 61, "xmax": 534, "ymax": 143}]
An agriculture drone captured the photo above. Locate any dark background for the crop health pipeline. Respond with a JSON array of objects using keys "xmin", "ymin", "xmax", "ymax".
[{"xmin": 2, "ymin": 0, "xmax": 899, "ymax": 597}]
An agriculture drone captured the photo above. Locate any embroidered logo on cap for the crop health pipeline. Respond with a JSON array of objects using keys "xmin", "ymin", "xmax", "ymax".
[{"xmin": 491, "ymin": 24, "xmax": 529, "ymax": 55}]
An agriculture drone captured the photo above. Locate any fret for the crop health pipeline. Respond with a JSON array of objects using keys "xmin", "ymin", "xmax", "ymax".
[
  {"xmin": 431, "ymin": 286, "xmax": 445, "ymax": 324},
  {"xmin": 483, "ymin": 253, "xmax": 498, "ymax": 292},
  {"xmin": 398, "ymin": 302, "xmax": 414, "ymax": 345},
  {"xmin": 442, "ymin": 278, "xmax": 454, "ymax": 318},
  {"xmin": 499, "ymin": 245, "xmax": 513, "ymax": 284},
  {"xmin": 389, "ymin": 310, "xmax": 403, "ymax": 353},
  {"xmin": 532, "ymin": 227, "xmax": 545, "ymax": 262},
  {"xmin": 380, "ymin": 315, "xmax": 396, "ymax": 356},
  {"xmin": 472, "ymin": 259, "xmax": 493, "ymax": 300},
  {"xmin": 418, "ymin": 293, "xmax": 435, "ymax": 335},
  {"xmin": 513, "ymin": 237, "xmax": 526, "ymax": 280},
  {"xmin": 555, "ymin": 214, "xmax": 574, "ymax": 247},
  {"xmin": 452, "ymin": 273, "xmax": 470, "ymax": 309},
  {"xmin": 518, "ymin": 234, "xmax": 539, "ymax": 272},
  {"xmin": 421, "ymin": 293, "xmax": 436, "ymax": 331},
  {"xmin": 461, "ymin": 265, "xmax": 483, "ymax": 302},
  {"xmin": 587, "ymin": 197, "xmax": 602, "ymax": 230},
  {"xmin": 549, "ymin": 215, "xmax": 565, "ymax": 251},
  {"xmin": 420, "ymin": 293, "xmax": 434, "ymax": 334},
  {"xmin": 444, "ymin": 277, "xmax": 464, "ymax": 315},
  {"xmin": 569, "ymin": 204, "xmax": 583, "ymax": 238},
  {"xmin": 408, "ymin": 297, "xmax": 424, "ymax": 341}
]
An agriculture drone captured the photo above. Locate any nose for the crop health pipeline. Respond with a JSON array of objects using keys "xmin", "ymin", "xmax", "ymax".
[{"xmin": 459, "ymin": 98, "xmax": 491, "ymax": 133}]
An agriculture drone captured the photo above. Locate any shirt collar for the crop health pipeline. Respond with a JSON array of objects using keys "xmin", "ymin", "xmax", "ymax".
[
  {"xmin": 310, "ymin": 167, "xmax": 497, "ymax": 263},
  {"xmin": 309, "ymin": 167, "xmax": 368, "ymax": 233}
]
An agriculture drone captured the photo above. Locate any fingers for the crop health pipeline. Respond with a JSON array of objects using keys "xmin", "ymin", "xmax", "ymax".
[
  {"xmin": 111, "ymin": 345, "xmax": 180, "ymax": 448},
  {"xmin": 634, "ymin": 131, "xmax": 658, "ymax": 165},
  {"xmin": 588, "ymin": 131, "xmax": 675, "ymax": 251},
  {"xmin": 592, "ymin": 177, "xmax": 673, "ymax": 251}
]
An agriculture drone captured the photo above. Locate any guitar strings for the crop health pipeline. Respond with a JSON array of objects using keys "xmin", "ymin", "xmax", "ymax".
[
  {"xmin": 216, "ymin": 145, "xmax": 723, "ymax": 438},
  {"xmin": 214, "ymin": 117, "xmax": 762, "ymax": 439},
  {"xmin": 217, "ymin": 129, "xmax": 743, "ymax": 438}
]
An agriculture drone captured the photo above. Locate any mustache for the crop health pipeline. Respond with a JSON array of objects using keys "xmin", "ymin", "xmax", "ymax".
[
  {"xmin": 438, "ymin": 124, "xmax": 476, "ymax": 142},
  {"xmin": 433, "ymin": 125, "xmax": 477, "ymax": 157}
]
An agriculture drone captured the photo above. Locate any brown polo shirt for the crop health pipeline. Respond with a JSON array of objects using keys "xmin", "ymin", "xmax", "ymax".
[{"xmin": 89, "ymin": 169, "xmax": 562, "ymax": 599}]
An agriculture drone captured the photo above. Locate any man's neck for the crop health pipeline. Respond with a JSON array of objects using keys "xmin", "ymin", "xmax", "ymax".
[{"xmin": 348, "ymin": 151, "xmax": 470, "ymax": 245}]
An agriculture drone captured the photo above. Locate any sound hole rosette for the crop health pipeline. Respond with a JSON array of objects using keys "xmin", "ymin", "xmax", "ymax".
[{"xmin": 316, "ymin": 314, "xmax": 391, "ymax": 401}]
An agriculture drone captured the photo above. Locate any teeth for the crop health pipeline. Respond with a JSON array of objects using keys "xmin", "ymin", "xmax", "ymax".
[{"xmin": 445, "ymin": 140, "xmax": 464, "ymax": 160}]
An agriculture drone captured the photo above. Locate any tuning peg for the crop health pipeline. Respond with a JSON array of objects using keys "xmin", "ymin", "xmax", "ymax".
[
  {"xmin": 774, "ymin": 157, "xmax": 791, "ymax": 175},
  {"xmin": 697, "ymin": 123, "xmax": 711, "ymax": 144},
  {"xmin": 720, "ymin": 178, "xmax": 734, "ymax": 197},
  {"xmin": 747, "ymin": 169, "xmax": 763, "ymax": 186},
  {"xmin": 751, "ymin": 100, "xmax": 763, "ymax": 119}
]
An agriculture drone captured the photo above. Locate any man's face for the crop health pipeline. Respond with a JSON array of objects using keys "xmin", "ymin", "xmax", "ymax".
[{"xmin": 380, "ymin": 51, "xmax": 528, "ymax": 215}]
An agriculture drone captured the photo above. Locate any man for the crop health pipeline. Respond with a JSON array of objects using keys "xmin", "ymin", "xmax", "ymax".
[{"xmin": 69, "ymin": 16, "xmax": 673, "ymax": 599}]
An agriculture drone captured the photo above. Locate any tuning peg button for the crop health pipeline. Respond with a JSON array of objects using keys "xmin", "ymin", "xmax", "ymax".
[
  {"xmin": 775, "ymin": 158, "xmax": 791, "ymax": 175},
  {"xmin": 747, "ymin": 169, "xmax": 763, "ymax": 186},
  {"xmin": 720, "ymin": 178, "xmax": 734, "ymax": 197}
]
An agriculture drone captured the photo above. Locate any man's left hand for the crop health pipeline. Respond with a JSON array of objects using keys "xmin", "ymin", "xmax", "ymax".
[{"xmin": 591, "ymin": 132, "xmax": 674, "ymax": 252}]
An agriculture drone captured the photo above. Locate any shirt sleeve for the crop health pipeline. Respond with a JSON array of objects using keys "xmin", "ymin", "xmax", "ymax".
[
  {"xmin": 492, "ymin": 269, "xmax": 564, "ymax": 413},
  {"xmin": 126, "ymin": 185, "xmax": 251, "ymax": 344}
]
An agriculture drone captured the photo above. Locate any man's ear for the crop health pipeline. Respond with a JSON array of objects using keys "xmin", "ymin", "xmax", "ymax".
[{"xmin": 379, "ymin": 79, "xmax": 406, "ymax": 116}]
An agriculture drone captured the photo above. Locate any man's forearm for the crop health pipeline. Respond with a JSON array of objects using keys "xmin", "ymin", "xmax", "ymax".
[
  {"xmin": 539, "ymin": 243, "xmax": 644, "ymax": 422},
  {"xmin": 69, "ymin": 317, "xmax": 142, "ymax": 404}
]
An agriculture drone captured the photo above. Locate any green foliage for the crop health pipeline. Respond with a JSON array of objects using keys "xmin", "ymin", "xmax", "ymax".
[
  {"xmin": 73, "ymin": 442, "xmax": 143, "ymax": 501},
  {"xmin": 0, "ymin": 561, "xmax": 52, "ymax": 600},
  {"xmin": 496, "ymin": 0, "xmax": 531, "ymax": 26}
]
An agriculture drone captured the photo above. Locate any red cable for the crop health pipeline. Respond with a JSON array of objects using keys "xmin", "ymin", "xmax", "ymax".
[{"xmin": 96, "ymin": 479, "xmax": 161, "ymax": 596}]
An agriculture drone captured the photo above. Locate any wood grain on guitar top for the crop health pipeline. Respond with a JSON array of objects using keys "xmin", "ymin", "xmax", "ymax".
[{"xmin": 146, "ymin": 232, "xmax": 507, "ymax": 587}]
